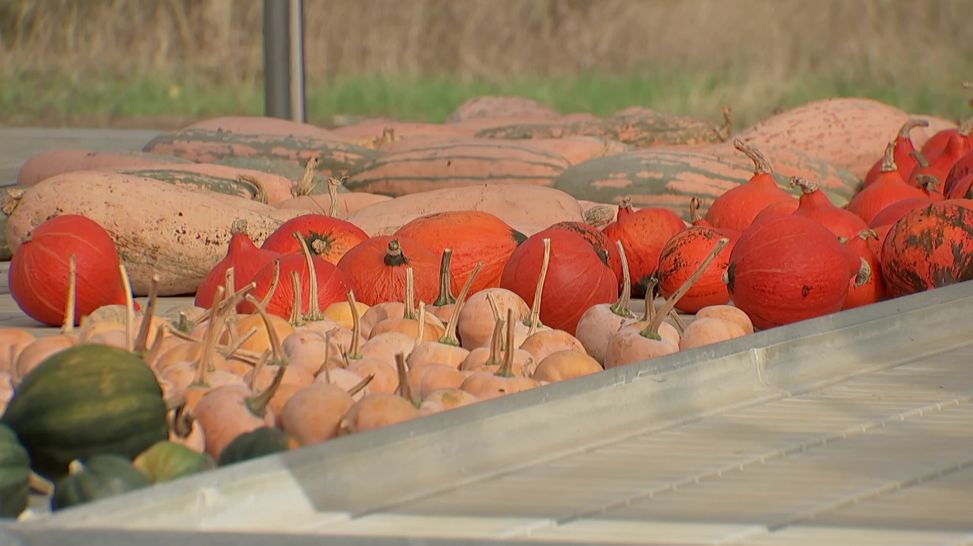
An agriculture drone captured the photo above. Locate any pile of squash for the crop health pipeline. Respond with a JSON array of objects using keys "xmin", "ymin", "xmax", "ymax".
[{"xmin": 2, "ymin": 92, "xmax": 972, "ymax": 517}]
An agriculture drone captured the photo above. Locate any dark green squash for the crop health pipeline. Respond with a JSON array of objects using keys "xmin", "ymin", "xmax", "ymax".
[
  {"xmin": 133, "ymin": 441, "xmax": 214, "ymax": 483},
  {"xmin": 0, "ymin": 424, "xmax": 30, "ymax": 518},
  {"xmin": 217, "ymin": 427, "xmax": 296, "ymax": 467},
  {"xmin": 52, "ymin": 455, "xmax": 151, "ymax": 511},
  {"xmin": 1, "ymin": 344, "xmax": 168, "ymax": 479}
]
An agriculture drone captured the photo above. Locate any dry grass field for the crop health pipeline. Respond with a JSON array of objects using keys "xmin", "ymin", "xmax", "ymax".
[{"xmin": 1, "ymin": 0, "xmax": 970, "ymax": 128}]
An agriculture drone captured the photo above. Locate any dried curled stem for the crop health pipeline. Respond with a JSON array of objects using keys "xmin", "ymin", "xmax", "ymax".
[{"xmin": 733, "ymin": 139, "xmax": 773, "ymax": 174}]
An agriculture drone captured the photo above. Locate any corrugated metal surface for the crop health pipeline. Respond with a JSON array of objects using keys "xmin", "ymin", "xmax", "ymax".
[{"xmin": 4, "ymin": 280, "xmax": 973, "ymax": 545}]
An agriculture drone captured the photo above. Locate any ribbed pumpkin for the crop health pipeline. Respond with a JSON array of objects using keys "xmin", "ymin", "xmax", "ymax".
[
  {"xmin": 336, "ymin": 236, "xmax": 440, "ymax": 306},
  {"xmin": 2, "ymin": 344, "xmax": 168, "ymax": 479},
  {"xmin": 602, "ymin": 205, "xmax": 686, "ymax": 296},
  {"xmin": 657, "ymin": 226, "xmax": 736, "ymax": 313},
  {"xmin": 475, "ymin": 107, "xmax": 729, "ymax": 148},
  {"xmin": 725, "ymin": 215, "xmax": 851, "ymax": 330},
  {"xmin": 704, "ymin": 140, "xmax": 796, "ymax": 232},
  {"xmin": 133, "ymin": 441, "xmax": 214, "ymax": 483},
  {"xmin": 863, "ymin": 118, "xmax": 929, "ymax": 186},
  {"xmin": 217, "ymin": 427, "xmax": 297, "ymax": 467},
  {"xmin": 500, "ymin": 229, "xmax": 617, "ymax": 335},
  {"xmin": 943, "ymin": 149, "xmax": 973, "ymax": 197},
  {"xmin": 195, "ymin": 219, "xmax": 281, "ymax": 310},
  {"xmin": 393, "ymin": 211, "xmax": 525, "ymax": 295},
  {"xmin": 142, "ymin": 116, "xmax": 376, "ymax": 178},
  {"xmin": 790, "ymin": 177, "xmax": 868, "ymax": 240},
  {"xmin": 344, "ymin": 138, "xmax": 570, "ymax": 196},
  {"xmin": 881, "ymin": 202, "xmax": 973, "ymax": 297},
  {"xmin": 0, "ymin": 423, "xmax": 29, "ymax": 518},
  {"xmin": 260, "ymin": 213, "xmax": 368, "ymax": 265}
]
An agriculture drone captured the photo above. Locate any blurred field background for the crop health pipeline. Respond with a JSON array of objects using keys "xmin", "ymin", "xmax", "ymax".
[{"xmin": 0, "ymin": 0, "xmax": 970, "ymax": 129}]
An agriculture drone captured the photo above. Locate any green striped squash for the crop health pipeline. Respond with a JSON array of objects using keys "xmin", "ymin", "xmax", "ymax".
[
  {"xmin": 475, "ymin": 107, "xmax": 728, "ymax": 148},
  {"xmin": 344, "ymin": 138, "xmax": 570, "ymax": 196},
  {"xmin": 0, "ymin": 424, "xmax": 29, "ymax": 518},
  {"xmin": 553, "ymin": 147, "xmax": 857, "ymax": 221},
  {"xmin": 2, "ymin": 344, "xmax": 168, "ymax": 480},
  {"xmin": 143, "ymin": 117, "xmax": 376, "ymax": 179}
]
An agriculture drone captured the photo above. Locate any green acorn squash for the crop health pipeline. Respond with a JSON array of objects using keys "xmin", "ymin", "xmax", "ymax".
[
  {"xmin": 0, "ymin": 424, "xmax": 30, "ymax": 518},
  {"xmin": 133, "ymin": 441, "xmax": 214, "ymax": 483},
  {"xmin": 2, "ymin": 344, "xmax": 168, "ymax": 479},
  {"xmin": 52, "ymin": 455, "xmax": 151, "ymax": 511},
  {"xmin": 218, "ymin": 427, "xmax": 296, "ymax": 467}
]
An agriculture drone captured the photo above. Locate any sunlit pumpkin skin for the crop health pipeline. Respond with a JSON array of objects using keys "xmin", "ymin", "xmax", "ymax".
[
  {"xmin": 500, "ymin": 229, "xmax": 617, "ymax": 335},
  {"xmin": 841, "ymin": 230, "xmax": 886, "ymax": 310},
  {"xmin": 547, "ymin": 221, "xmax": 622, "ymax": 283},
  {"xmin": 657, "ymin": 227, "xmax": 736, "ymax": 313},
  {"xmin": 725, "ymin": 215, "xmax": 851, "ymax": 330},
  {"xmin": 195, "ymin": 220, "xmax": 281, "ymax": 309},
  {"xmin": 790, "ymin": 178, "xmax": 868, "ymax": 240},
  {"xmin": 9, "ymin": 214, "xmax": 128, "ymax": 326},
  {"xmin": 703, "ymin": 140, "xmax": 796, "ymax": 233},
  {"xmin": 260, "ymin": 214, "xmax": 368, "ymax": 265},
  {"xmin": 868, "ymin": 197, "xmax": 933, "ymax": 229},
  {"xmin": 336, "ymin": 236, "xmax": 440, "ymax": 307},
  {"xmin": 943, "ymin": 150, "xmax": 973, "ymax": 197},
  {"xmin": 394, "ymin": 211, "xmax": 525, "ymax": 295},
  {"xmin": 602, "ymin": 207, "xmax": 685, "ymax": 296},
  {"xmin": 881, "ymin": 202, "xmax": 973, "ymax": 297},
  {"xmin": 242, "ymin": 253, "xmax": 352, "ymax": 319},
  {"xmin": 863, "ymin": 118, "xmax": 929, "ymax": 187}
]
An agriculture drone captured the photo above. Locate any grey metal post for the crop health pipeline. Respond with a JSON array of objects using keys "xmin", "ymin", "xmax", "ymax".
[{"xmin": 263, "ymin": 0, "xmax": 306, "ymax": 122}]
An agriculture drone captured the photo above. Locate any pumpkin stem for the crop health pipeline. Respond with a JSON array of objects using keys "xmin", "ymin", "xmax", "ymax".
[
  {"xmin": 257, "ymin": 259, "xmax": 281, "ymax": 311},
  {"xmin": 733, "ymin": 139, "xmax": 773, "ymax": 174},
  {"xmin": 395, "ymin": 352, "xmax": 418, "ymax": 406},
  {"xmin": 959, "ymin": 115, "xmax": 973, "ymax": 137},
  {"xmin": 608, "ymin": 241, "xmax": 635, "ymax": 319},
  {"xmin": 316, "ymin": 330, "xmax": 333, "ymax": 379},
  {"xmin": 403, "ymin": 267, "xmax": 416, "ymax": 320},
  {"xmin": 915, "ymin": 174, "xmax": 942, "ymax": 194},
  {"xmin": 293, "ymin": 231, "xmax": 324, "ymax": 321},
  {"xmin": 433, "ymin": 248, "xmax": 457, "ymax": 307},
  {"xmin": 640, "ymin": 277, "xmax": 658, "ymax": 322},
  {"xmin": 134, "ymin": 273, "xmax": 161, "ymax": 355},
  {"xmin": 854, "ymin": 257, "xmax": 872, "ymax": 288},
  {"xmin": 484, "ymin": 315, "xmax": 505, "ymax": 368},
  {"xmin": 898, "ymin": 118, "xmax": 930, "ymax": 139},
  {"xmin": 327, "ymin": 176, "xmax": 344, "ymax": 217},
  {"xmin": 292, "ymin": 156, "xmax": 321, "ymax": 197},
  {"xmin": 582, "ymin": 205, "xmax": 616, "ymax": 228},
  {"xmin": 144, "ymin": 323, "xmax": 170, "ymax": 371},
  {"xmin": 879, "ymin": 140, "xmax": 898, "ymax": 173},
  {"xmin": 61, "ymin": 254, "xmax": 77, "ymax": 334},
  {"xmin": 790, "ymin": 176, "xmax": 818, "ymax": 195},
  {"xmin": 416, "ymin": 302, "xmax": 426, "ymax": 344},
  {"xmin": 486, "ymin": 291, "xmax": 502, "ymax": 324},
  {"xmin": 496, "ymin": 308, "xmax": 517, "ymax": 378},
  {"xmin": 857, "ymin": 228, "xmax": 879, "ymax": 241},
  {"xmin": 384, "ymin": 239, "xmax": 408, "ymax": 267},
  {"xmin": 641, "ymin": 238, "xmax": 728, "ymax": 340},
  {"xmin": 288, "ymin": 271, "xmax": 304, "ymax": 326},
  {"xmin": 345, "ymin": 290, "xmax": 363, "ymax": 360},
  {"xmin": 67, "ymin": 460, "xmax": 85, "ymax": 476},
  {"xmin": 230, "ymin": 219, "xmax": 249, "ymax": 235},
  {"xmin": 190, "ymin": 286, "xmax": 229, "ymax": 387},
  {"xmin": 911, "ymin": 150, "xmax": 930, "ymax": 169},
  {"xmin": 238, "ymin": 174, "xmax": 269, "ymax": 204},
  {"xmin": 441, "ymin": 261, "xmax": 482, "ymax": 346},
  {"xmin": 713, "ymin": 105, "xmax": 733, "ymax": 142},
  {"xmin": 668, "ymin": 309, "xmax": 687, "ymax": 334},
  {"xmin": 0, "ymin": 188, "xmax": 24, "ymax": 217},
  {"xmin": 689, "ymin": 197, "xmax": 705, "ymax": 223},
  {"xmin": 245, "ymin": 295, "xmax": 287, "ymax": 366},
  {"xmin": 246, "ymin": 355, "xmax": 286, "ymax": 417},
  {"xmin": 525, "ymin": 238, "xmax": 552, "ymax": 336},
  {"xmin": 347, "ymin": 373, "xmax": 374, "ymax": 397},
  {"xmin": 119, "ymin": 263, "xmax": 136, "ymax": 353}
]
